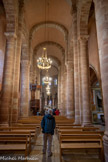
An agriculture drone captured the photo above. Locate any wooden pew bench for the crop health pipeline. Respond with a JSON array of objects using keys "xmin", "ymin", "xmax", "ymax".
[
  {"xmin": 0, "ymin": 131, "xmax": 31, "ymax": 153},
  {"xmin": 58, "ymin": 130, "xmax": 104, "ymax": 141},
  {"xmin": 0, "ymin": 136, "xmax": 29, "ymax": 156},
  {"xmin": 18, "ymin": 119, "xmax": 41, "ymax": 124},
  {"xmin": 59, "ymin": 130, "xmax": 104, "ymax": 136},
  {"xmin": 57, "ymin": 127, "xmax": 101, "ymax": 136},
  {"xmin": 0, "ymin": 127, "xmax": 37, "ymax": 140},
  {"xmin": 56, "ymin": 124, "xmax": 81, "ymax": 127},
  {"xmin": 60, "ymin": 134, "xmax": 104, "ymax": 162},
  {"xmin": 12, "ymin": 124, "xmax": 41, "ymax": 134},
  {"xmin": 12, "ymin": 123, "xmax": 40, "ymax": 128},
  {"xmin": 57, "ymin": 126, "xmax": 100, "ymax": 131}
]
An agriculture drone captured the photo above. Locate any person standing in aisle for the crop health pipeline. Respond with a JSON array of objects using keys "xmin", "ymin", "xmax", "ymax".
[{"xmin": 41, "ymin": 109, "xmax": 56, "ymax": 157}]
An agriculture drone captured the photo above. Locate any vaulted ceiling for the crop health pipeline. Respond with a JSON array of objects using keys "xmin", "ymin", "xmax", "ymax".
[{"xmin": 24, "ymin": 0, "xmax": 72, "ymax": 66}]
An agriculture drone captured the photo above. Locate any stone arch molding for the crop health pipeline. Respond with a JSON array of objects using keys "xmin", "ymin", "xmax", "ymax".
[
  {"xmin": 34, "ymin": 41, "xmax": 65, "ymax": 60},
  {"xmin": 89, "ymin": 64, "xmax": 99, "ymax": 82},
  {"xmin": 3, "ymin": 0, "xmax": 17, "ymax": 33},
  {"xmin": 29, "ymin": 22, "xmax": 68, "ymax": 43},
  {"xmin": 77, "ymin": 0, "xmax": 92, "ymax": 36}
]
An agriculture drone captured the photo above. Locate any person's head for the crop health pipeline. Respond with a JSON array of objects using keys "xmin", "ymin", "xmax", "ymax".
[{"xmin": 48, "ymin": 109, "xmax": 53, "ymax": 115}]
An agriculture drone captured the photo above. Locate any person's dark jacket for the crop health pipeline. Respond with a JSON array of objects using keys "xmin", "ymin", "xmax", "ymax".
[{"xmin": 41, "ymin": 114, "xmax": 56, "ymax": 135}]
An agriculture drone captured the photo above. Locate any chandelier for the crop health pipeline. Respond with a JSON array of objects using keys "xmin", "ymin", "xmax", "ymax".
[
  {"xmin": 37, "ymin": 48, "xmax": 52, "ymax": 70},
  {"xmin": 43, "ymin": 76, "xmax": 52, "ymax": 84},
  {"xmin": 46, "ymin": 90, "xmax": 50, "ymax": 95},
  {"xmin": 46, "ymin": 84, "xmax": 50, "ymax": 91}
]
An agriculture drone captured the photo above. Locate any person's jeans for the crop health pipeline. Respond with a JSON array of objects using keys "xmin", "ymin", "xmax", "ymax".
[{"xmin": 43, "ymin": 133, "xmax": 53, "ymax": 156}]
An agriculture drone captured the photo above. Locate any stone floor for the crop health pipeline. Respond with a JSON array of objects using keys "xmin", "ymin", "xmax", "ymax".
[
  {"xmin": 0, "ymin": 125, "xmax": 104, "ymax": 162},
  {"xmin": 27, "ymin": 131, "xmax": 101, "ymax": 162}
]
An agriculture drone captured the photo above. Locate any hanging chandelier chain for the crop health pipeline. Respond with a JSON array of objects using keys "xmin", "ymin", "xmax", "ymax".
[{"xmin": 37, "ymin": 0, "xmax": 52, "ymax": 70}]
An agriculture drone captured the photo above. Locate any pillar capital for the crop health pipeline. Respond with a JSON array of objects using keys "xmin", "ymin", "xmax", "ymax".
[
  {"xmin": 66, "ymin": 60, "xmax": 73, "ymax": 66},
  {"xmin": 4, "ymin": 32, "xmax": 16, "ymax": 40},
  {"xmin": 79, "ymin": 35, "xmax": 89, "ymax": 43}
]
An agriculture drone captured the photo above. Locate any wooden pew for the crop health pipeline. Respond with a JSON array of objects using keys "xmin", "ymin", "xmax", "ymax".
[
  {"xmin": 56, "ymin": 123, "xmax": 81, "ymax": 127},
  {"xmin": 0, "ymin": 127, "xmax": 37, "ymax": 140},
  {"xmin": 59, "ymin": 130, "xmax": 104, "ymax": 136},
  {"xmin": 0, "ymin": 131, "xmax": 31, "ymax": 153},
  {"xmin": 12, "ymin": 123, "xmax": 41, "ymax": 133},
  {"xmin": 57, "ymin": 127, "xmax": 101, "ymax": 135},
  {"xmin": 58, "ymin": 130, "xmax": 104, "ymax": 141},
  {"xmin": 18, "ymin": 118, "xmax": 41, "ymax": 124},
  {"xmin": 0, "ymin": 132, "xmax": 32, "ymax": 156},
  {"xmin": 57, "ymin": 126, "xmax": 100, "ymax": 131},
  {"xmin": 0, "ymin": 137, "xmax": 28, "ymax": 156},
  {"xmin": 12, "ymin": 123, "xmax": 40, "ymax": 128},
  {"xmin": 60, "ymin": 134, "xmax": 104, "ymax": 162}
]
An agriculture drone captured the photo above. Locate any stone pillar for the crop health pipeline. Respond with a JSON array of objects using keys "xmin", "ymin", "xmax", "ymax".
[
  {"xmin": 0, "ymin": 16, "xmax": 6, "ymax": 87},
  {"xmin": 74, "ymin": 38, "xmax": 80, "ymax": 124},
  {"xmin": 78, "ymin": 40, "xmax": 83, "ymax": 124},
  {"xmin": 58, "ymin": 67, "xmax": 61, "ymax": 110},
  {"xmin": 52, "ymin": 96, "xmax": 55, "ymax": 108},
  {"xmin": 40, "ymin": 92, "xmax": 43, "ymax": 112},
  {"xmin": 72, "ymin": 7, "xmax": 80, "ymax": 124},
  {"xmin": 63, "ymin": 67, "xmax": 67, "ymax": 116},
  {"xmin": 35, "ymin": 67, "xmax": 40, "ymax": 100},
  {"xmin": 11, "ymin": 0, "xmax": 24, "ymax": 122},
  {"xmin": 80, "ymin": 36, "xmax": 92, "ymax": 125},
  {"xmin": 60, "ymin": 62, "xmax": 65, "ymax": 115},
  {"xmin": 66, "ymin": 61, "xmax": 74, "ymax": 118},
  {"xmin": 0, "ymin": 33, "xmax": 16, "ymax": 126},
  {"xmin": 94, "ymin": 0, "xmax": 108, "ymax": 160},
  {"xmin": 20, "ymin": 60, "xmax": 30, "ymax": 117}
]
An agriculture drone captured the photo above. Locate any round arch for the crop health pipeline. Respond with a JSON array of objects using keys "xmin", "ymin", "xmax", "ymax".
[
  {"xmin": 29, "ymin": 21, "xmax": 68, "ymax": 43},
  {"xmin": 3, "ymin": 0, "xmax": 17, "ymax": 33},
  {"xmin": 78, "ymin": 0, "xmax": 92, "ymax": 36},
  {"xmin": 33, "ymin": 41, "xmax": 65, "ymax": 60},
  {"xmin": 89, "ymin": 64, "xmax": 100, "ymax": 86}
]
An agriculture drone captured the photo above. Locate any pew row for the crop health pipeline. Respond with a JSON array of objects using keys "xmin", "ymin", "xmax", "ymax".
[
  {"xmin": 0, "ymin": 132, "xmax": 31, "ymax": 156},
  {"xmin": 60, "ymin": 134, "xmax": 104, "ymax": 162}
]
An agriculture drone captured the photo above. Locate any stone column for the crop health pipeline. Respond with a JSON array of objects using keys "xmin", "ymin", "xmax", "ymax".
[
  {"xmin": 66, "ymin": 61, "xmax": 74, "ymax": 118},
  {"xmin": 52, "ymin": 96, "xmax": 55, "ymax": 108},
  {"xmin": 80, "ymin": 36, "xmax": 92, "ymax": 125},
  {"xmin": 94, "ymin": 0, "xmax": 108, "ymax": 160},
  {"xmin": 63, "ymin": 67, "xmax": 67, "ymax": 116},
  {"xmin": 0, "ymin": 33, "xmax": 16, "ymax": 126},
  {"xmin": 0, "ymin": 16, "xmax": 6, "ymax": 87},
  {"xmin": 40, "ymin": 92, "xmax": 43, "ymax": 112},
  {"xmin": 60, "ymin": 62, "xmax": 65, "ymax": 115},
  {"xmin": 58, "ymin": 67, "xmax": 61, "ymax": 110},
  {"xmin": 72, "ymin": 7, "xmax": 80, "ymax": 124},
  {"xmin": 35, "ymin": 67, "xmax": 40, "ymax": 100},
  {"xmin": 11, "ymin": 0, "xmax": 24, "ymax": 123},
  {"xmin": 20, "ymin": 60, "xmax": 30, "ymax": 117},
  {"xmin": 78, "ymin": 40, "xmax": 83, "ymax": 124}
]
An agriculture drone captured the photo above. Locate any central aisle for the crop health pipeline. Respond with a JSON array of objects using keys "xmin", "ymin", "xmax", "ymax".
[
  {"xmin": 27, "ymin": 130, "xmax": 101, "ymax": 162},
  {"xmin": 28, "ymin": 131, "xmax": 60, "ymax": 162}
]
